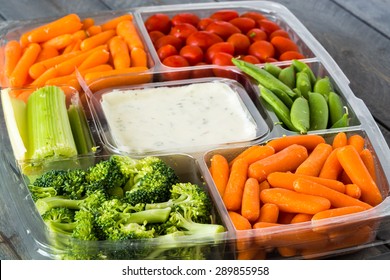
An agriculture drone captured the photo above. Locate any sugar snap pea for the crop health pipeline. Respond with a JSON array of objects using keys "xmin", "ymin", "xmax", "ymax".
[
  {"xmin": 313, "ymin": 76, "xmax": 333, "ymax": 99},
  {"xmin": 259, "ymin": 86, "xmax": 298, "ymax": 132},
  {"xmin": 309, "ymin": 91, "xmax": 329, "ymax": 130},
  {"xmin": 232, "ymin": 58, "xmax": 297, "ymax": 98},
  {"xmin": 331, "ymin": 107, "xmax": 350, "ymax": 128},
  {"xmin": 296, "ymin": 71, "xmax": 311, "ymax": 100},
  {"xmin": 272, "ymin": 88, "xmax": 294, "ymax": 108},
  {"xmin": 328, "ymin": 91, "xmax": 344, "ymax": 126},
  {"xmin": 278, "ymin": 64, "xmax": 295, "ymax": 89},
  {"xmin": 292, "ymin": 59, "xmax": 316, "ymax": 85},
  {"xmin": 264, "ymin": 62, "xmax": 282, "ymax": 78},
  {"xmin": 290, "ymin": 97, "xmax": 310, "ymax": 134}
]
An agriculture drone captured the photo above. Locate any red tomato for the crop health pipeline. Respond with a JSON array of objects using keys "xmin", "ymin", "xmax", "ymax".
[
  {"xmin": 186, "ymin": 31, "xmax": 223, "ymax": 51},
  {"xmin": 246, "ymin": 28, "xmax": 267, "ymax": 42},
  {"xmin": 162, "ymin": 55, "xmax": 190, "ymax": 80},
  {"xmin": 157, "ymin": 44, "xmax": 178, "ymax": 61},
  {"xmin": 211, "ymin": 52, "xmax": 234, "ymax": 66},
  {"xmin": 206, "ymin": 21, "xmax": 241, "ymax": 40},
  {"xmin": 248, "ymin": 40, "xmax": 275, "ymax": 62},
  {"xmin": 241, "ymin": 55, "xmax": 260, "ymax": 64},
  {"xmin": 270, "ymin": 36, "xmax": 299, "ymax": 54},
  {"xmin": 258, "ymin": 19, "xmax": 281, "ymax": 35},
  {"xmin": 197, "ymin": 18, "xmax": 215, "ymax": 30},
  {"xmin": 227, "ymin": 33, "xmax": 250, "ymax": 55},
  {"xmin": 145, "ymin": 13, "xmax": 171, "ymax": 34},
  {"xmin": 279, "ymin": 51, "xmax": 305, "ymax": 61},
  {"xmin": 171, "ymin": 13, "xmax": 200, "ymax": 27},
  {"xmin": 205, "ymin": 42, "xmax": 235, "ymax": 63},
  {"xmin": 240, "ymin": 11, "xmax": 266, "ymax": 23},
  {"xmin": 154, "ymin": 35, "xmax": 183, "ymax": 51},
  {"xmin": 190, "ymin": 62, "xmax": 215, "ymax": 79},
  {"xmin": 148, "ymin": 30, "xmax": 165, "ymax": 44},
  {"xmin": 269, "ymin": 29, "xmax": 290, "ymax": 40},
  {"xmin": 210, "ymin": 9, "xmax": 239, "ymax": 21},
  {"xmin": 170, "ymin": 23, "xmax": 198, "ymax": 42},
  {"xmin": 229, "ymin": 17, "xmax": 256, "ymax": 34},
  {"xmin": 179, "ymin": 45, "xmax": 204, "ymax": 65}
]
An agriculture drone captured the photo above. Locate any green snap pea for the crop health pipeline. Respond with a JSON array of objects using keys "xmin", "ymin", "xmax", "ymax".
[
  {"xmin": 313, "ymin": 76, "xmax": 333, "ymax": 99},
  {"xmin": 328, "ymin": 91, "xmax": 344, "ymax": 126},
  {"xmin": 264, "ymin": 62, "xmax": 282, "ymax": 78},
  {"xmin": 278, "ymin": 64, "xmax": 296, "ymax": 89},
  {"xmin": 331, "ymin": 107, "xmax": 350, "ymax": 128},
  {"xmin": 292, "ymin": 59, "xmax": 316, "ymax": 85},
  {"xmin": 290, "ymin": 97, "xmax": 310, "ymax": 134},
  {"xmin": 309, "ymin": 91, "xmax": 329, "ymax": 130},
  {"xmin": 259, "ymin": 86, "xmax": 298, "ymax": 132},
  {"xmin": 232, "ymin": 58, "xmax": 297, "ymax": 98},
  {"xmin": 293, "ymin": 87, "xmax": 302, "ymax": 97},
  {"xmin": 272, "ymin": 88, "xmax": 294, "ymax": 108},
  {"xmin": 296, "ymin": 71, "xmax": 312, "ymax": 100}
]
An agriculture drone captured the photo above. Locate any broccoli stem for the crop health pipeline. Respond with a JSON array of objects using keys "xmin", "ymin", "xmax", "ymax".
[
  {"xmin": 144, "ymin": 194, "xmax": 188, "ymax": 210},
  {"xmin": 173, "ymin": 212, "xmax": 226, "ymax": 236},
  {"xmin": 36, "ymin": 196, "xmax": 83, "ymax": 215},
  {"xmin": 121, "ymin": 207, "xmax": 172, "ymax": 224}
]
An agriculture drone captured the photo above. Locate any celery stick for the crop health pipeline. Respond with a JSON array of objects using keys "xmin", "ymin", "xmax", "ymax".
[{"xmin": 68, "ymin": 104, "xmax": 95, "ymax": 154}]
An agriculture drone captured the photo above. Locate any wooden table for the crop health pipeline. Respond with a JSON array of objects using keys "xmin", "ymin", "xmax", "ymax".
[{"xmin": 0, "ymin": 0, "xmax": 389, "ymax": 260}]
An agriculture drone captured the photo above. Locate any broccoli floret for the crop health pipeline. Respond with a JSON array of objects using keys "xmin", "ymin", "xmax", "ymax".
[
  {"xmin": 61, "ymin": 169, "xmax": 88, "ymax": 199},
  {"xmin": 145, "ymin": 182, "xmax": 212, "ymax": 224},
  {"xmin": 124, "ymin": 156, "xmax": 179, "ymax": 205}
]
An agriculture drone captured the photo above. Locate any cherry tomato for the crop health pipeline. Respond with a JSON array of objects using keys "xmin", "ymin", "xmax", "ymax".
[
  {"xmin": 259, "ymin": 19, "xmax": 281, "ymax": 35},
  {"xmin": 241, "ymin": 55, "xmax": 260, "ymax": 64},
  {"xmin": 190, "ymin": 62, "xmax": 214, "ymax": 79},
  {"xmin": 246, "ymin": 28, "xmax": 267, "ymax": 42},
  {"xmin": 170, "ymin": 23, "xmax": 198, "ymax": 42},
  {"xmin": 269, "ymin": 29, "xmax": 290, "ymax": 40},
  {"xmin": 155, "ymin": 35, "xmax": 183, "ymax": 51},
  {"xmin": 270, "ymin": 36, "xmax": 299, "ymax": 54},
  {"xmin": 229, "ymin": 17, "xmax": 256, "ymax": 34},
  {"xmin": 279, "ymin": 51, "xmax": 305, "ymax": 61},
  {"xmin": 205, "ymin": 42, "xmax": 235, "ymax": 63},
  {"xmin": 186, "ymin": 31, "xmax": 223, "ymax": 51},
  {"xmin": 162, "ymin": 55, "xmax": 190, "ymax": 80},
  {"xmin": 240, "ymin": 11, "xmax": 266, "ymax": 23},
  {"xmin": 148, "ymin": 30, "xmax": 165, "ymax": 45},
  {"xmin": 211, "ymin": 52, "xmax": 234, "ymax": 66},
  {"xmin": 197, "ymin": 18, "xmax": 215, "ymax": 30},
  {"xmin": 248, "ymin": 40, "xmax": 275, "ymax": 62},
  {"xmin": 227, "ymin": 33, "xmax": 250, "ymax": 55},
  {"xmin": 206, "ymin": 21, "xmax": 241, "ymax": 40},
  {"xmin": 171, "ymin": 13, "xmax": 200, "ymax": 27},
  {"xmin": 179, "ymin": 45, "xmax": 204, "ymax": 65},
  {"xmin": 210, "ymin": 9, "xmax": 239, "ymax": 21},
  {"xmin": 157, "ymin": 44, "xmax": 178, "ymax": 61},
  {"xmin": 145, "ymin": 13, "xmax": 171, "ymax": 34}
]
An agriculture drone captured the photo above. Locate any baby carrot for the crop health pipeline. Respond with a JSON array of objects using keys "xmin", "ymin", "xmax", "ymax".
[
  {"xmin": 87, "ymin": 25, "xmax": 102, "ymax": 36},
  {"xmin": 41, "ymin": 34, "xmax": 73, "ymax": 50},
  {"xmin": 229, "ymin": 145, "xmax": 275, "ymax": 166},
  {"xmin": 345, "ymin": 183, "xmax": 362, "ymax": 199},
  {"xmin": 266, "ymin": 134, "xmax": 325, "ymax": 152},
  {"xmin": 9, "ymin": 43, "xmax": 41, "ymax": 87},
  {"xmin": 210, "ymin": 154, "xmax": 230, "ymax": 197},
  {"xmin": 277, "ymin": 212, "xmax": 295, "ymax": 224},
  {"xmin": 109, "ymin": 36, "xmax": 131, "ymax": 69},
  {"xmin": 36, "ymin": 46, "xmax": 59, "ymax": 62},
  {"xmin": 78, "ymin": 48, "xmax": 110, "ymax": 71},
  {"xmin": 312, "ymin": 206, "xmax": 366, "ymax": 221},
  {"xmin": 241, "ymin": 178, "xmax": 261, "ymax": 223},
  {"xmin": 101, "ymin": 14, "xmax": 134, "ymax": 31},
  {"xmin": 117, "ymin": 20, "xmax": 144, "ymax": 51},
  {"xmin": 360, "ymin": 148, "xmax": 377, "ymax": 184},
  {"xmin": 258, "ymin": 180, "xmax": 271, "ymax": 192},
  {"xmin": 295, "ymin": 143, "xmax": 333, "ymax": 176},
  {"xmin": 337, "ymin": 145, "xmax": 383, "ymax": 206},
  {"xmin": 260, "ymin": 188, "xmax": 331, "ymax": 214},
  {"xmin": 347, "ymin": 134, "xmax": 365, "ymax": 153},
  {"xmin": 81, "ymin": 17, "xmax": 95, "ymax": 30},
  {"xmin": 30, "ymin": 67, "xmax": 58, "ymax": 86},
  {"xmin": 332, "ymin": 131, "xmax": 347, "ymax": 149},
  {"xmin": 27, "ymin": 14, "xmax": 82, "ymax": 43},
  {"xmin": 4, "ymin": 40, "xmax": 22, "ymax": 81},
  {"xmin": 290, "ymin": 213, "xmax": 313, "ymax": 223},
  {"xmin": 318, "ymin": 148, "xmax": 343, "ymax": 180},
  {"xmin": 229, "ymin": 211, "xmax": 252, "ymax": 230},
  {"xmin": 72, "ymin": 30, "xmax": 88, "ymax": 41},
  {"xmin": 253, "ymin": 221, "xmax": 280, "ymax": 229},
  {"xmin": 130, "ymin": 47, "xmax": 148, "ymax": 67},
  {"xmin": 80, "ymin": 29, "xmax": 116, "ymax": 51},
  {"xmin": 267, "ymin": 171, "xmax": 346, "ymax": 193},
  {"xmin": 223, "ymin": 159, "xmax": 249, "ymax": 211},
  {"xmin": 257, "ymin": 203, "xmax": 279, "ymax": 223},
  {"xmin": 248, "ymin": 144, "xmax": 308, "ymax": 182},
  {"xmin": 293, "ymin": 178, "xmax": 372, "ymax": 210}
]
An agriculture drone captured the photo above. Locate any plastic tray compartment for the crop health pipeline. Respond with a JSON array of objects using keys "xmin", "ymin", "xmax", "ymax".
[
  {"xmin": 201, "ymin": 129, "xmax": 390, "ymax": 259},
  {"xmin": 87, "ymin": 76, "xmax": 270, "ymax": 156},
  {"xmin": 0, "ymin": 152, "xmax": 229, "ymax": 260}
]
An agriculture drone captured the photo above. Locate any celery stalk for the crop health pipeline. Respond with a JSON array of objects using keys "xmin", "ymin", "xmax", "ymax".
[
  {"xmin": 68, "ymin": 104, "xmax": 95, "ymax": 154},
  {"xmin": 27, "ymin": 86, "xmax": 77, "ymax": 160}
]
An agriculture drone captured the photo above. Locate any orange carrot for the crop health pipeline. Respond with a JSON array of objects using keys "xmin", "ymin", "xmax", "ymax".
[
  {"xmin": 332, "ymin": 132, "xmax": 347, "ymax": 149},
  {"xmin": 87, "ymin": 25, "xmax": 102, "ymax": 36},
  {"xmin": 267, "ymin": 171, "xmax": 346, "ymax": 193},
  {"xmin": 312, "ymin": 206, "xmax": 366, "ymax": 221},
  {"xmin": 101, "ymin": 14, "xmax": 134, "ymax": 31},
  {"xmin": 30, "ymin": 67, "xmax": 58, "ymax": 86},
  {"xmin": 26, "ymin": 14, "xmax": 82, "ymax": 43},
  {"xmin": 117, "ymin": 20, "xmax": 144, "ymax": 51},
  {"xmin": 248, "ymin": 144, "xmax": 308, "ymax": 182},
  {"xmin": 130, "ymin": 47, "xmax": 148, "ymax": 67},
  {"xmin": 228, "ymin": 211, "xmax": 252, "ymax": 230},
  {"xmin": 347, "ymin": 134, "xmax": 365, "ymax": 153},
  {"xmin": 80, "ymin": 29, "xmax": 116, "ymax": 51},
  {"xmin": 81, "ymin": 17, "xmax": 95, "ymax": 30},
  {"xmin": 253, "ymin": 221, "xmax": 280, "ymax": 229},
  {"xmin": 36, "ymin": 46, "xmax": 60, "ymax": 62},
  {"xmin": 9, "ymin": 43, "xmax": 41, "ymax": 87},
  {"xmin": 260, "ymin": 188, "xmax": 331, "ymax": 214},
  {"xmin": 360, "ymin": 148, "xmax": 377, "ymax": 184},
  {"xmin": 293, "ymin": 178, "xmax": 372, "ymax": 210},
  {"xmin": 223, "ymin": 159, "xmax": 248, "ymax": 211},
  {"xmin": 210, "ymin": 154, "xmax": 230, "ymax": 197},
  {"xmin": 41, "ymin": 34, "xmax": 73, "ymax": 50},
  {"xmin": 295, "ymin": 143, "xmax": 333, "ymax": 176},
  {"xmin": 4, "ymin": 40, "xmax": 22, "ymax": 81},
  {"xmin": 78, "ymin": 48, "xmax": 110, "ymax": 71},
  {"xmin": 72, "ymin": 29, "xmax": 88, "ymax": 41},
  {"xmin": 277, "ymin": 212, "xmax": 295, "ymax": 224},
  {"xmin": 266, "ymin": 134, "xmax": 325, "ymax": 152},
  {"xmin": 258, "ymin": 180, "xmax": 271, "ymax": 192},
  {"xmin": 257, "ymin": 203, "xmax": 279, "ymax": 223},
  {"xmin": 109, "ymin": 36, "xmax": 131, "ymax": 69},
  {"xmin": 229, "ymin": 145, "xmax": 275, "ymax": 166},
  {"xmin": 290, "ymin": 213, "xmax": 313, "ymax": 223},
  {"xmin": 337, "ymin": 145, "xmax": 383, "ymax": 206},
  {"xmin": 241, "ymin": 178, "xmax": 260, "ymax": 222},
  {"xmin": 318, "ymin": 148, "xmax": 343, "ymax": 180},
  {"xmin": 345, "ymin": 183, "xmax": 362, "ymax": 199}
]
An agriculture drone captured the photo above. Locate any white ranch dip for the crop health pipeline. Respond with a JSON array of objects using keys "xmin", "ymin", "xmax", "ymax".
[{"xmin": 101, "ymin": 81, "xmax": 258, "ymax": 153}]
